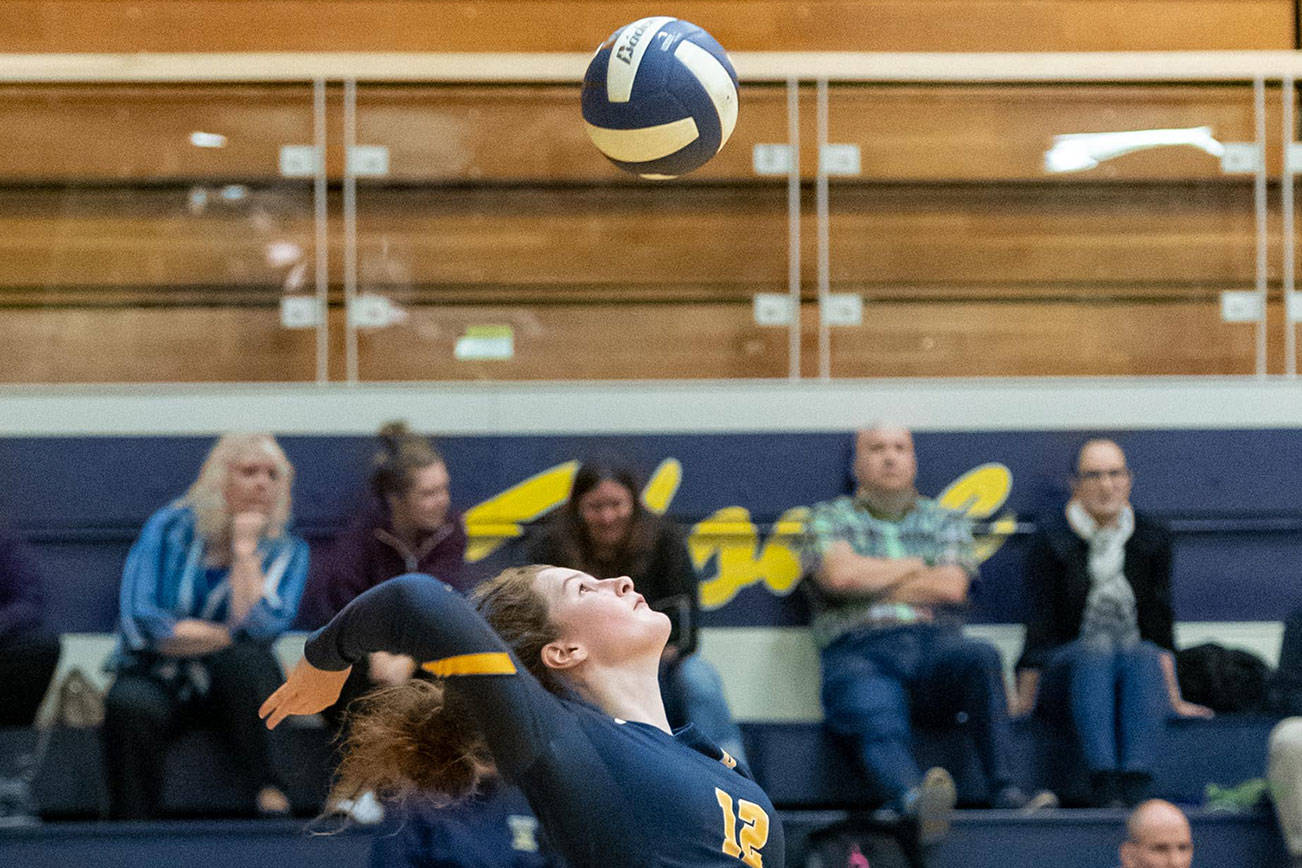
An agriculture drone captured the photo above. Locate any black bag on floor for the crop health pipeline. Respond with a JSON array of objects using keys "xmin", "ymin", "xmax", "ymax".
[
  {"xmin": 1269, "ymin": 607, "xmax": 1302, "ymax": 715},
  {"xmin": 803, "ymin": 817, "xmax": 921, "ymax": 868},
  {"xmin": 1176, "ymin": 642, "xmax": 1271, "ymax": 713}
]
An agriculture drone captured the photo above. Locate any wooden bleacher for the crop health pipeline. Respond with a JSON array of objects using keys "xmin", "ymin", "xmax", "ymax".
[{"xmin": 0, "ymin": 78, "xmax": 1290, "ymax": 381}]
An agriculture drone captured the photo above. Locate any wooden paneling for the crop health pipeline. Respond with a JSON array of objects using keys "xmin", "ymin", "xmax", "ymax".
[
  {"xmin": 0, "ymin": 2, "xmax": 1291, "ymax": 53},
  {"xmin": 0, "ymin": 83, "xmax": 1285, "ymax": 182},
  {"xmin": 0, "ymin": 183, "xmax": 1273, "ymax": 295},
  {"xmin": 0, "ymin": 306, "xmax": 321, "ymax": 382},
  {"xmin": 0, "ymin": 85, "xmax": 318, "ymax": 182},
  {"xmin": 0, "ymin": 72, "xmax": 1292, "ymax": 381},
  {"xmin": 0, "ymin": 296, "xmax": 1285, "ymax": 382},
  {"xmin": 0, "ymin": 176, "xmax": 1290, "ymax": 382},
  {"xmin": 818, "ymin": 299, "xmax": 1286, "ymax": 377}
]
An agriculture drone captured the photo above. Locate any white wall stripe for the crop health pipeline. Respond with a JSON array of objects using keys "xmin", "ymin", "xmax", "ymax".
[{"xmin": 2, "ymin": 378, "xmax": 1302, "ymax": 436}]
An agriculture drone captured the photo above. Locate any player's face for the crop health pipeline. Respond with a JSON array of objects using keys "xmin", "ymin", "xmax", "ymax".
[
  {"xmin": 1073, "ymin": 441, "xmax": 1132, "ymax": 525},
  {"xmin": 223, "ymin": 453, "xmax": 282, "ymax": 515},
  {"xmin": 391, "ymin": 462, "xmax": 452, "ymax": 533},
  {"xmin": 536, "ymin": 567, "xmax": 670, "ymax": 665},
  {"xmin": 577, "ymin": 479, "xmax": 636, "ymax": 550},
  {"xmin": 853, "ymin": 427, "xmax": 917, "ymax": 495}
]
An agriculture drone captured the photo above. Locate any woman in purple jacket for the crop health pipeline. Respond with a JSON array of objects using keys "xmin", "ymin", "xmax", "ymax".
[{"xmin": 297, "ymin": 421, "xmax": 468, "ymax": 731}]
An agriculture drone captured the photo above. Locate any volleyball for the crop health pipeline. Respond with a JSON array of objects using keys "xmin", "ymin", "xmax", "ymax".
[{"xmin": 581, "ymin": 17, "xmax": 739, "ymax": 179}]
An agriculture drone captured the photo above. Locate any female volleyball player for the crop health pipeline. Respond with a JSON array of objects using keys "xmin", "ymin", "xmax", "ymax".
[
  {"xmin": 526, "ymin": 459, "xmax": 747, "ymax": 764},
  {"xmin": 260, "ymin": 566, "xmax": 783, "ymax": 867}
]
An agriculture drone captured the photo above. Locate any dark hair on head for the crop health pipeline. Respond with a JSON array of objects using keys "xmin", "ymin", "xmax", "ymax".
[
  {"xmin": 370, "ymin": 420, "xmax": 444, "ymax": 501},
  {"xmin": 331, "ymin": 565, "xmax": 563, "ymax": 809},
  {"xmin": 551, "ymin": 459, "xmax": 656, "ymax": 579}
]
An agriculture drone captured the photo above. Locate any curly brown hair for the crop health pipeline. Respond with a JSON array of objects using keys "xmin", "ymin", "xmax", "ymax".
[{"xmin": 332, "ymin": 564, "xmax": 563, "ymax": 807}]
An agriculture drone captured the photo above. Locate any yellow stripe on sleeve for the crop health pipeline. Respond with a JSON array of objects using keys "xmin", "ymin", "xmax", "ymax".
[{"xmin": 421, "ymin": 652, "xmax": 518, "ymax": 677}]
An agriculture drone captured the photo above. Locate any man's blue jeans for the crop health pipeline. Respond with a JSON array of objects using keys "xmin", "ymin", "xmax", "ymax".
[
  {"xmin": 661, "ymin": 653, "xmax": 749, "ymax": 765},
  {"xmin": 1036, "ymin": 639, "xmax": 1167, "ymax": 774},
  {"xmin": 820, "ymin": 624, "xmax": 1014, "ymax": 801}
]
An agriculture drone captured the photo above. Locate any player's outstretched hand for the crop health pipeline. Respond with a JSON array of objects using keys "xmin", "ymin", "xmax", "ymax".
[{"xmin": 260, "ymin": 658, "xmax": 352, "ymax": 729}]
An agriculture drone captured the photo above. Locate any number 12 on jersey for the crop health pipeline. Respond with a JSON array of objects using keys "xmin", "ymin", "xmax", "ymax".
[{"xmin": 714, "ymin": 787, "xmax": 770, "ymax": 867}]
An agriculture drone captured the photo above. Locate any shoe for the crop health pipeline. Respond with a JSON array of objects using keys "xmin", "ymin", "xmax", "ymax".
[
  {"xmin": 903, "ymin": 767, "xmax": 957, "ymax": 847},
  {"xmin": 1205, "ymin": 778, "xmax": 1268, "ymax": 812},
  {"xmin": 991, "ymin": 785, "xmax": 1059, "ymax": 813},
  {"xmin": 331, "ymin": 789, "xmax": 385, "ymax": 825},
  {"xmin": 255, "ymin": 786, "xmax": 291, "ymax": 818},
  {"xmin": 1120, "ymin": 771, "xmax": 1153, "ymax": 808},
  {"xmin": 1089, "ymin": 770, "xmax": 1124, "ymax": 809}
]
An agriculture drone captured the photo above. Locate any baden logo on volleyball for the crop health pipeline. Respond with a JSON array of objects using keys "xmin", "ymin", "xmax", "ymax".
[{"xmin": 581, "ymin": 18, "xmax": 739, "ymax": 179}]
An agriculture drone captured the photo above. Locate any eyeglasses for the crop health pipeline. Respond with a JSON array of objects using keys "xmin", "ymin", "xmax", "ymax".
[{"xmin": 1077, "ymin": 468, "xmax": 1130, "ymax": 483}]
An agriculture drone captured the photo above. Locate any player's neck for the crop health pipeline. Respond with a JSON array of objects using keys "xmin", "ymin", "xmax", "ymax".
[{"xmin": 575, "ymin": 658, "xmax": 671, "ymax": 733}]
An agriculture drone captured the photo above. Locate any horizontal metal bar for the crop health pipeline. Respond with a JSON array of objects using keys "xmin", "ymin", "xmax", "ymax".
[{"xmin": 2, "ymin": 51, "xmax": 1302, "ymax": 84}]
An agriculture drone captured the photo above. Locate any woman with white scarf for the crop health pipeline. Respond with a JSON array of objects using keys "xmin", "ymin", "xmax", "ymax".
[{"xmin": 1014, "ymin": 439, "xmax": 1211, "ymax": 808}]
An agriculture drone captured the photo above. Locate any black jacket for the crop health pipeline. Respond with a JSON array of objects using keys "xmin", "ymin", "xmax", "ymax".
[{"xmin": 1017, "ymin": 508, "xmax": 1176, "ymax": 672}]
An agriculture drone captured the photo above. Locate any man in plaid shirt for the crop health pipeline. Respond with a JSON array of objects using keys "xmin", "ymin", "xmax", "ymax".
[{"xmin": 803, "ymin": 424, "xmax": 1039, "ymax": 845}]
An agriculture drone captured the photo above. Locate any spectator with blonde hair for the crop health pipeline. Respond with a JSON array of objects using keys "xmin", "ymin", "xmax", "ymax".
[{"xmin": 103, "ymin": 433, "xmax": 309, "ymax": 820}]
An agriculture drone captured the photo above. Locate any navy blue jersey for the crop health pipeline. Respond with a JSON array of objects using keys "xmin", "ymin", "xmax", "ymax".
[{"xmin": 306, "ymin": 574, "xmax": 784, "ymax": 868}]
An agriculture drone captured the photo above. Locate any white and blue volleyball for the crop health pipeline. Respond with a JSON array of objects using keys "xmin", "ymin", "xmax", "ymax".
[{"xmin": 581, "ymin": 17, "xmax": 739, "ymax": 179}]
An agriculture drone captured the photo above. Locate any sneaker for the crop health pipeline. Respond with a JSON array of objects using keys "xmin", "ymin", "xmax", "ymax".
[
  {"xmin": 331, "ymin": 789, "xmax": 385, "ymax": 825},
  {"xmin": 255, "ymin": 785, "xmax": 291, "ymax": 819},
  {"xmin": 905, "ymin": 766, "xmax": 957, "ymax": 847},
  {"xmin": 992, "ymin": 784, "xmax": 1059, "ymax": 813}
]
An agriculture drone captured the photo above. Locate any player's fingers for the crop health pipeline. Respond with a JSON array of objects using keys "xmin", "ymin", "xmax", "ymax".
[
  {"xmin": 265, "ymin": 703, "xmax": 291, "ymax": 730},
  {"xmin": 259, "ymin": 686, "xmax": 287, "ymax": 719}
]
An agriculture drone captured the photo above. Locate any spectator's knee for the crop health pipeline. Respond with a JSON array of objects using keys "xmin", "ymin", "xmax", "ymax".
[
  {"xmin": 104, "ymin": 679, "xmax": 167, "ymax": 725},
  {"xmin": 1270, "ymin": 717, "xmax": 1302, "ymax": 758},
  {"xmin": 676, "ymin": 655, "xmax": 725, "ymax": 696}
]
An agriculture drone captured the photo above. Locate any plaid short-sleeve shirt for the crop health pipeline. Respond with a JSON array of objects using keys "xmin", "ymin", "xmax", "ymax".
[{"xmin": 801, "ymin": 494, "xmax": 978, "ymax": 648}]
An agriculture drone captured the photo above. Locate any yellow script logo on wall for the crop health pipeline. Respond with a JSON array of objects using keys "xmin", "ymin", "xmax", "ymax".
[{"xmin": 461, "ymin": 459, "xmax": 1016, "ymax": 611}]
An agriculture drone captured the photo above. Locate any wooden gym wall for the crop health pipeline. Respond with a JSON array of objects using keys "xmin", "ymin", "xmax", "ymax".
[{"xmin": 0, "ymin": 2, "xmax": 1295, "ymax": 381}]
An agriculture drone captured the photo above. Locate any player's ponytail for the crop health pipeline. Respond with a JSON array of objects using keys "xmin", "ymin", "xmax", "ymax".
[{"xmin": 330, "ymin": 565, "xmax": 564, "ymax": 807}]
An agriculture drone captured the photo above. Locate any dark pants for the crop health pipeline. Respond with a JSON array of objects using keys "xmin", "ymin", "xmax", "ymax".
[
  {"xmin": 103, "ymin": 639, "xmax": 286, "ymax": 820},
  {"xmin": 1036, "ymin": 639, "xmax": 1167, "ymax": 774},
  {"xmin": 0, "ymin": 629, "xmax": 61, "ymax": 727},
  {"xmin": 821, "ymin": 624, "xmax": 1014, "ymax": 802}
]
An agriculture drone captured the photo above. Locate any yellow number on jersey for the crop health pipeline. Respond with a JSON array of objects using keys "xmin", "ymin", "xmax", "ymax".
[{"xmin": 715, "ymin": 787, "xmax": 770, "ymax": 867}]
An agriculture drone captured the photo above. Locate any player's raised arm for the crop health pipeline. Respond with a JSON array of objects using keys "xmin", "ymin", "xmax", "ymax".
[
  {"xmin": 260, "ymin": 658, "xmax": 351, "ymax": 729},
  {"xmin": 260, "ymin": 572, "xmax": 527, "ymax": 728},
  {"xmin": 262, "ymin": 569, "xmax": 567, "ymax": 790}
]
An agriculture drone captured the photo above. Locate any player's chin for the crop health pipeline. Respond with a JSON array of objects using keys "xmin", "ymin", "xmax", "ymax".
[{"xmin": 650, "ymin": 610, "xmax": 673, "ymax": 635}]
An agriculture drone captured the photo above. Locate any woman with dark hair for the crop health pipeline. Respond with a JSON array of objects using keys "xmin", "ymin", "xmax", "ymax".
[
  {"xmin": 526, "ymin": 461, "xmax": 747, "ymax": 763},
  {"xmin": 298, "ymin": 421, "xmax": 467, "ymax": 725},
  {"xmin": 261, "ymin": 567, "xmax": 783, "ymax": 868}
]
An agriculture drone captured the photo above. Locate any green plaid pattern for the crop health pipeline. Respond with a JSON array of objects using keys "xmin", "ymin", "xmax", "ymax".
[{"xmin": 801, "ymin": 495, "xmax": 978, "ymax": 647}]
